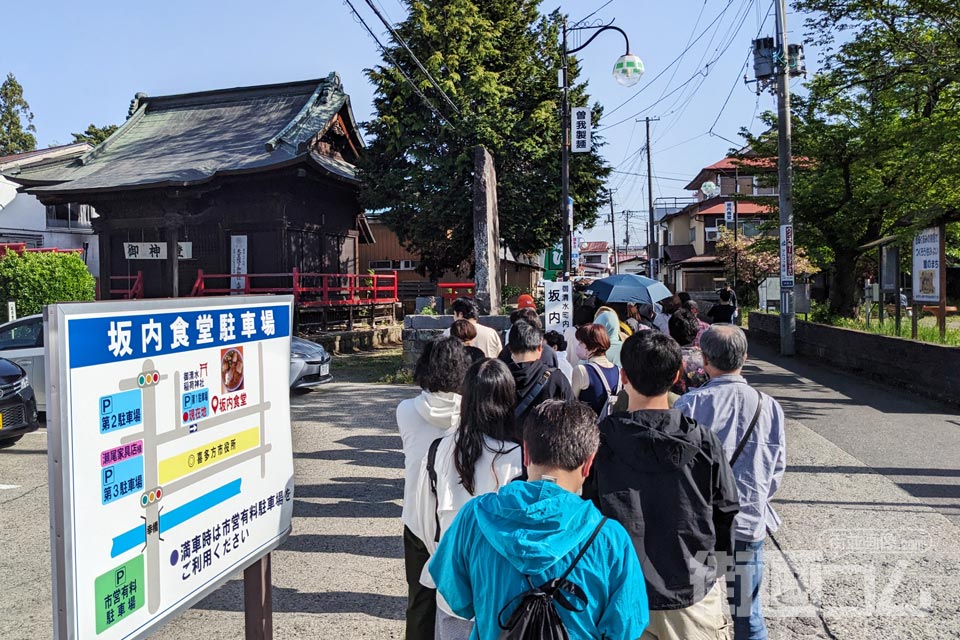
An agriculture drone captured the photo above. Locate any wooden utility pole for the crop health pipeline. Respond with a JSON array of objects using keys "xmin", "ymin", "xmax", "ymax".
[
  {"xmin": 608, "ymin": 190, "xmax": 618, "ymax": 274},
  {"xmin": 643, "ymin": 117, "xmax": 660, "ymax": 278}
]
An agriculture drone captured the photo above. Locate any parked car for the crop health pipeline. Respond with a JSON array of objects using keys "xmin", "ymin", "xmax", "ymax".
[
  {"xmin": 0, "ymin": 315, "xmax": 331, "ymax": 401},
  {"xmin": 0, "ymin": 314, "xmax": 45, "ymax": 413},
  {"xmin": 0, "ymin": 357, "xmax": 41, "ymax": 447},
  {"xmin": 289, "ymin": 336, "xmax": 333, "ymax": 389}
]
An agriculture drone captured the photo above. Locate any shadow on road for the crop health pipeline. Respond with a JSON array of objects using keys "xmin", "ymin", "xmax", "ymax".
[
  {"xmin": 281, "ymin": 534, "xmax": 403, "ymax": 559},
  {"xmin": 194, "ymin": 580, "xmax": 406, "ymax": 619}
]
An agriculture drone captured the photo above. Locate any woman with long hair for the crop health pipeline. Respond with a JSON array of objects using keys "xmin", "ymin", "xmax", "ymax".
[{"xmin": 414, "ymin": 358, "xmax": 523, "ymax": 639}]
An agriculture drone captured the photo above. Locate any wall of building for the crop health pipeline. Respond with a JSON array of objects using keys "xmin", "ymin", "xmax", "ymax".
[{"xmin": 748, "ymin": 311, "xmax": 960, "ymax": 407}]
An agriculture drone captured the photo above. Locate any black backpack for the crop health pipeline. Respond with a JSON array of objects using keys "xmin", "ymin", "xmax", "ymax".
[{"xmin": 497, "ymin": 517, "xmax": 607, "ymax": 640}]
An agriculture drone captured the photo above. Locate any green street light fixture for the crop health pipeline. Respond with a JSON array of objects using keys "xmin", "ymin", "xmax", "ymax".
[{"xmin": 561, "ymin": 21, "xmax": 644, "ymax": 279}]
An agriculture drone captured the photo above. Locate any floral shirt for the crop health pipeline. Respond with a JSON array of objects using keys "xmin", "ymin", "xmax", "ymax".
[{"xmin": 671, "ymin": 346, "xmax": 709, "ymax": 395}]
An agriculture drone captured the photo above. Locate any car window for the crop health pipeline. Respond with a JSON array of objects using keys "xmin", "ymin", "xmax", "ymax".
[{"xmin": 0, "ymin": 318, "xmax": 41, "ymax": 350}]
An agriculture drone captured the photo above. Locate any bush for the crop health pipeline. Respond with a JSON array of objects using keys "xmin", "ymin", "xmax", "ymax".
[{"xmin": 0, "ymin": 250, "xmax": 95, "ymax": 320}]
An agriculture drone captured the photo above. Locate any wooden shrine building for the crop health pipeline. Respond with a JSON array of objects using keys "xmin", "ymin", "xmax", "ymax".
[{"xmin": 8, "ymin": 73, "xmax": 374, "ymax": 299}]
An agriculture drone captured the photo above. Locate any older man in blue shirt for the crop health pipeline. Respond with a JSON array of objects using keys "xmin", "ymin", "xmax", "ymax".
[{"xmin": 674, "ymin": 324, "xmax": 786, "ymax": 640}]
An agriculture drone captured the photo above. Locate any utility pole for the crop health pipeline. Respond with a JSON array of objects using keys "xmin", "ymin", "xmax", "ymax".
[
  {"xmin": 642, "ymin": 117, "xmax": 660, "ymax": 278},
  {"xmin": 623, "ymin": 209, "xmax": 632, "ymax": 246},
  {"xmin": 608, "ymin": 190, "xmax": 618, "ymax": 274},
  {"xmin": 774, "ymin": 0, "xmax": 795, "ymax": 355}
]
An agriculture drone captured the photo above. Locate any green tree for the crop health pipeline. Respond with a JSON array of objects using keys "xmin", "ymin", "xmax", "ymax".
[
  {"xmin": 0, "ymin": 73, "xmax": 37, "ymax": 156},
  {"xmin": 71, "ymin": 123, "xmax": 119, "ymax": 145},
  {"xmin": 359, "ymin": 1, "xmax": 610, "ymax": 277},
  {"xmin": 740, "ymin": 0, "xmax": 960, "ymax": 315}
]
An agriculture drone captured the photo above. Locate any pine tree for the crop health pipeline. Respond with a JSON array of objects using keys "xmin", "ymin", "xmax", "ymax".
[
  {"xmin": 359, "ymin": 1, "xmax": 610, "ymax": 277},
  {"xmin": 0, "ymin": 73, "xmax": 37, "ymax": 155}
]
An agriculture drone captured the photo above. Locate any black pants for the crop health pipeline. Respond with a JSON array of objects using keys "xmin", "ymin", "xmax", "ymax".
[{"xmin": 404, "ymin": 525, "xmax": 436, "ymax": 640}]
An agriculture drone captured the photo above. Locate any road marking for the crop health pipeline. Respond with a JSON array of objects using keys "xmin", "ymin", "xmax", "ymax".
[{"xmin": 0, "ymin": 484, "xmax": 21, "ymax": 490}]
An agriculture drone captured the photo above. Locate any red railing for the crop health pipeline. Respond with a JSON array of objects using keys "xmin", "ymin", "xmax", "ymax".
[
  {"xmin": 190, "ymin": 269, "xmax": 399, "ymax": 307},
  {"xmin": 109, "ymin": 271, "xmax": 144, "ymax": 300},
  {"xmin": 438, "ymin": 282, "xmax": 475, "ymax": 303}
]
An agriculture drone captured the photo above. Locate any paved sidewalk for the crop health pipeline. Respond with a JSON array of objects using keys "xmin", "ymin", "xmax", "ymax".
[{"xmin": 3, "ymin": 358, "xmax": 958, "ymax": 638}]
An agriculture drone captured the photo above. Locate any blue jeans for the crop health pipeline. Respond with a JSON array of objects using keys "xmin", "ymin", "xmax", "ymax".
[{"xmin": 728, "ymin": 539, "xmax": 767, "ymax": 640}]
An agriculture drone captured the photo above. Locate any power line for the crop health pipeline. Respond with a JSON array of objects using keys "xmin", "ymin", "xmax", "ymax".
[
  {"xmin": 610, "ymin": 170, "xmax": 691, "ymax": 183},
  {"xmin": 343, "ymin": 0, "xmax": 457, "ymax": 130},
  {"xmin": 361, "ymin": 0, "xmax": 461, "ymax": 117}
]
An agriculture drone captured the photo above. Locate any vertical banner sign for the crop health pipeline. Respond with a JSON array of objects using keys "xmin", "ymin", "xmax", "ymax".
[
  {"xmin": 724, "ymin": 201, "xmax": 735, "ymax": 223},
  {"xmin": 544, "ymin": 245, "xmax": 563, "ymax": 281},
  {"xmin": 230, "ymin": 236, "xmax": 248, "ymax": 294},
  {"xmin": 881, "ymin": 244, "xmax": 899, "ymax": 292},
  {"xmin": 912, "ymin": 227, "xmax": 941, "ymax": 303},
  {"xmin": 544, "ymin": 281, "xmax": 573, "ymax": 334},
  {"xmin": 779, "ymin": 224, "xmax": 795, "ymax": 288},
  {"xmin": 46, "ymin": 296, "xmax": 294, "ymax": 639},
  {"xmin": 571, "ymin": 107, "xmax": 591, "ymax": 153}
]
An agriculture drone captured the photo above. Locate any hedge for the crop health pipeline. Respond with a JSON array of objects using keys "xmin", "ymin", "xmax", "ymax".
[{"xmin": 0, "ymin": 250, "xmax": 96, "ymax": 321}]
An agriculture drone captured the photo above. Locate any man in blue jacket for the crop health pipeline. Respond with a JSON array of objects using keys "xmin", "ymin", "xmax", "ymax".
[{"xmin": 429, "ymin": 400, "xmax": 649, "ymax": 639}]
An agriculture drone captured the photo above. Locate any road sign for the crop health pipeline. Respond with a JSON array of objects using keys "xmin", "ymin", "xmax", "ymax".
[
  {"xmin": 46, "ymin": 296, "xmax": 294, "ymax": 639},
  {"xmin": 571, "ymin": 107, "xmax": 591, "ymax": 153},
  {"xmin": 544, "ymin": 281, "xmax": 573, "ymax": 333},
  {"xmin": 912, "ymin": 227, "xmax": 941, "ymax": 303},
  {"xmin": 780, "ymin": 224, "xmax": 795, "ymax": 288},
  {"xmin": 724, "ymin": 201, "xmax": 735, "ymax": 223}
]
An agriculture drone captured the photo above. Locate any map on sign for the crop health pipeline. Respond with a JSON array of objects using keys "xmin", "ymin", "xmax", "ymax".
[{"xmin": 46, "ymin": 296, "xmax": 295, "ymax": 640}]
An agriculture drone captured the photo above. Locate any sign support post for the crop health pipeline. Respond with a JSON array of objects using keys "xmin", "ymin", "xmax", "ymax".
[
  {"xmin": 244, "ymin": 554, "xmax": 273, "ymax": 640},
  {"xmin": 939, "ymin": 221, "xmax": 947, "ymax": 341}
]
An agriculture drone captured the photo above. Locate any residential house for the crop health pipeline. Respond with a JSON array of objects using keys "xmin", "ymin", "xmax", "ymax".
[
  {"xmin": 6, "ymin": 74, "xmax": 373, "ymax": 299},
  {"xmin": 657, "ymin": 154, "xmax": 776, "ymax": 293},
  {"xmin": 578, "ymin": 241, "xmax": 612, "ymax": 277},
  {"xmin": 0, "ymin": 143, "xmax": 100, "ymax": 275}
]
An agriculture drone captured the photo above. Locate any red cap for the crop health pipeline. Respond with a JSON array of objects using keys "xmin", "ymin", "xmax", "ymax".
[{"xmin": 517, "ymin": 294, "xmax": 536, "ymax": 309}]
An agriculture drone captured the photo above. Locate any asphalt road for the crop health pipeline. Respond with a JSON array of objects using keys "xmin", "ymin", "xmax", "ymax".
[{"xmin": 1, "ymin": 346, "xmax": 958, "ymax": 638}]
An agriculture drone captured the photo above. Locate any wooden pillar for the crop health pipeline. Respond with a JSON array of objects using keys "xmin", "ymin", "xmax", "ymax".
[
  {"xmin": 167, "ymin": 224, "xmax": 180, "ymax": 298},
  {"xmin": 939, "ymin": 221, "xmax": 947, "ymax": 341},
  {"xmin": 244, "ymin": 554, "xmax": 273, "ymax": 640},
  {"xmin": 98, "ymin": 226, "xmax": 113, "ymax": 300},
  {"xmin": 877, "ymin": 247, "xmax": 884, "ymax": 326}
]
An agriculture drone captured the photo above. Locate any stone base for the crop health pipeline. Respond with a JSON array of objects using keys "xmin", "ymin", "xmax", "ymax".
[
  {"xmin": 306, "ymin": 326, "xmax": 403, "ymax": 354},
  {"xmin": 402, "ymin": 315, "xmax": 511, "ymax": 368}
]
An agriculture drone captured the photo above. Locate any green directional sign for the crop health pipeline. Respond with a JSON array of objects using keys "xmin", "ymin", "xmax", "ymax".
[{"xmin": 544, "ymin": 245, "xmax": 563, "ymax": 281}]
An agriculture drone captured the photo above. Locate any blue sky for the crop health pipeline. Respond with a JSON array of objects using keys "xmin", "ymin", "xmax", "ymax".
[{"xmin": 4, "ymin": 0, "xmax": 811, "ymax": 246}]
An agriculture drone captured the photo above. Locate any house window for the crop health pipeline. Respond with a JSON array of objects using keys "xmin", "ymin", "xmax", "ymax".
[
  {"xmin": 689, "ymin": 227, "xmax": 697, "ymax": 243},
  {"xmin": 584, "ymin": 255, "xmax": 603, "ymax": 264},
  {"xmin": 46, "ymin": 203, "xmax": 93, "ymax": 230},
  {"xmin": 741, "ymin": 221, "xmax": 761, "ymax": 237}
]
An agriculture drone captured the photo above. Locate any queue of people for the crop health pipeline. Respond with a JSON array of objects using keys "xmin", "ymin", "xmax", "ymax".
[{"xmin": 398, "ymin": 295, "xmax": 785, "ymax": 640}]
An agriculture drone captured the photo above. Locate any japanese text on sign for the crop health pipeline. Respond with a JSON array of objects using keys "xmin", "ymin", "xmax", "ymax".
[
  {"xmin": 912, "ymin": 226, "xmax": 941, "ymax": 303},
  {"xmin": 544, "ymin": 281, "xmax": 573, "ymax": 334},
  {"xmin": 571, "ymin": 107, "xmax": 591, "ymax": 153}
]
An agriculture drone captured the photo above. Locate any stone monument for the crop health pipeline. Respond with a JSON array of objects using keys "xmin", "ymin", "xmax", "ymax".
[{"xmin": 473, "ymin": 146, "xmax": 502, "ymax": 314}]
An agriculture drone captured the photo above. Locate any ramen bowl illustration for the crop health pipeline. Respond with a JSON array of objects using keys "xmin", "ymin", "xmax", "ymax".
[{"xmin": 221, "ymin": 347, "xmax": 244, "ymax": 393}]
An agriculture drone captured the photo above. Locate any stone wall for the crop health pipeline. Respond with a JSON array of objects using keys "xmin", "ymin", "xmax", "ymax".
[
  {"xmin": 308, "ymin": 326, "xmax": 403, "ymax": 354},
  {"xmin": 403, "ymin": 315, "xmax": 513, "ymax": 367},
  {"xmin": 748, "ymin": 311, "xmax": 960, "ymax": 406}
]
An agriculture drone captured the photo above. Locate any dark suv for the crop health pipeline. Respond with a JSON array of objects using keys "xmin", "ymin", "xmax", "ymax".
[{"xmin": 0, "ymin": 357, "xmax": 40, "ymax": 448}]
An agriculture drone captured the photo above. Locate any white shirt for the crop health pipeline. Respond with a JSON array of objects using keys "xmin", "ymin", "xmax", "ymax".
[
  {"xmin": 414, "ymin": 431, "xmax": 522, "ymax": 615},
  {"xmin": 441, "ymin": 320, "xmax": 503, "ymax": 358},
  {"xmin": 396, "ymin": 391, "xmax": 461, "ymax": 533}
]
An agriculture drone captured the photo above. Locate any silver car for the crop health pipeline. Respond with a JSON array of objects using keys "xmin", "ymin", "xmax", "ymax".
[
  {"xmin": 0, "ymin": 316, "xmax": 331, "ymax": 403},
  {"xmin": 289, "ymin": 336, "xmax": 333, "ymax": 389},
  {"xmin": 0, "ymin": 314, "xmax": 45, "ymax": 413}
]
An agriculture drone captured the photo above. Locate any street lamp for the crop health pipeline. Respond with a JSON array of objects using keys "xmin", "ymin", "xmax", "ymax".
[{"xmin": 561, "ymin": 21, "xmax": 643, "ymax": 280}]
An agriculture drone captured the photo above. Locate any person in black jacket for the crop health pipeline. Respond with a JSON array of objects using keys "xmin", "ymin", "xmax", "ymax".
[
  {"xmin": 584, "ymin": 331, "xmax": 739, "ymax": 640},
  {"xmin": 506, "ymin": 320, "xmax": 573, "ymax": 425},
  {"xmin": 498, "ymin": 307, "xmax": 560, "ymax": 368}
]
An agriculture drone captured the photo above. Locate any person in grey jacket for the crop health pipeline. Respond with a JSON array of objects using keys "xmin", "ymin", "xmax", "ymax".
[{"xmin": 674, "ymin": 324, "xmax": 786, "ymax": 640}]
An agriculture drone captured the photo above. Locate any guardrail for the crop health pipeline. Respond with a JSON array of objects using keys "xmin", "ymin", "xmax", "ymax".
[{"xmin": 190, "ymin": 269, "xmax": 399, "ymax": 307}]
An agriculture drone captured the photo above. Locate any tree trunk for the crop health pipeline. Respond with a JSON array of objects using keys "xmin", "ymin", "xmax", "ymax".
[{"xmin": 829, "ymin": 248, "xmax": 860, "ymax": 317}]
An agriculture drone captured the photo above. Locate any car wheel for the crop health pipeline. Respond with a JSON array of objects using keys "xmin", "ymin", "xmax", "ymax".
[{"xmin": 0, "ymin": 436, "xmax": 23, "ymax": 449}]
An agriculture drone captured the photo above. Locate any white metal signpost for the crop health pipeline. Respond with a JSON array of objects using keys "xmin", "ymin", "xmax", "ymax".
[
  {"xmin": 544, "ymin": 281, "xmax": 573, "ymax": 334},
  {"xmin": 46, "ymin": 295, "xmax": 295, "ymax": 639}
]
